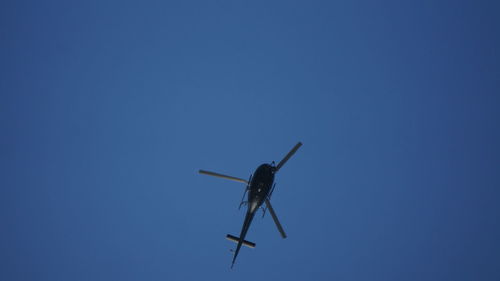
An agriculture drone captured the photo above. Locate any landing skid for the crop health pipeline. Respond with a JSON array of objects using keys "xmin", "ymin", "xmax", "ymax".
[{"xmin": 238, "ymin": 174, "xmax": 252, "ymax": 209}]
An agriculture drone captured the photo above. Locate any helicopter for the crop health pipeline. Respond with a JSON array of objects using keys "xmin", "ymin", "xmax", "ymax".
[{"xmin": 199, "ymin": 142, "xmax": 302, "ymax": 268}]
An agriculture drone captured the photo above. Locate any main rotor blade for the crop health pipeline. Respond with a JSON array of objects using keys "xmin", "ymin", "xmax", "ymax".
[
  {"xmin": 275, "ymin": 142, "xmax": 302, "ymax": 172},
  {"xmin": 265, "ymin": 199, "xmax": 287, "ymax": 238},
  {"xmin": 198, "ymin": 170, "xmax": 248, "ymax": 184}
]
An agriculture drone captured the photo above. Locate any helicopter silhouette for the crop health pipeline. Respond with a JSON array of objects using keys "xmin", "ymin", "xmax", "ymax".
[{"xmin": 199, "ymin": 142, "xmax": 302, "ymax": 268}]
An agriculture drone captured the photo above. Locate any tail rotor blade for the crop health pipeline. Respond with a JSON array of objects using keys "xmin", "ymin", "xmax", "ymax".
[
  {"xmin": 199, "ymin": 170, "xmax": 248, "ymax": 184},
  {"xmin": 275, "ymin": 142, "xmax": 302, "ymax": 172}
]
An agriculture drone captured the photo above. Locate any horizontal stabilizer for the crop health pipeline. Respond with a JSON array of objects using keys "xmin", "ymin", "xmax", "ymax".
[{"xmin": 226, "ymin": 234, "xmax": 256, "ymax": 248}]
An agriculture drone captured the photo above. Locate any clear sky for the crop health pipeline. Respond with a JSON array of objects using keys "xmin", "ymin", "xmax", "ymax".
[{"xmin": 1, "ymin": 1, "xmax": 499, "ymax": 280}]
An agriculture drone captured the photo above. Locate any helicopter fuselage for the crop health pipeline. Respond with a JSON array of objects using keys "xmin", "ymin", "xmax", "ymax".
[{"xmin": 248, "ymin": 163, "xmax": 275, "ymax": 211}]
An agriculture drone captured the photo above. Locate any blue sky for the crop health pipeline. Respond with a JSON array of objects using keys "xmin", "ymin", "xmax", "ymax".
[{"xmin": 1, "ymin": 1, "xmax": 499, "ymax": 280}]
